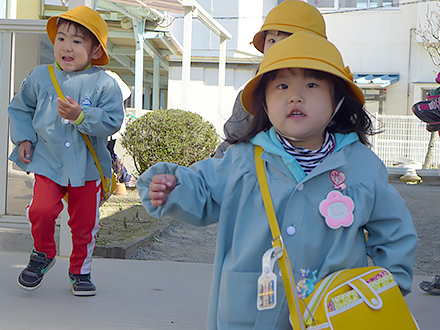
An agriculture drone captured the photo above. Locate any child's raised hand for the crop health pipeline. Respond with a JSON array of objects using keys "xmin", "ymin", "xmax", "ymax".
[
  {"xmin": 149, "ymin": 174, "xmax": 177, "ymax": 207},
  {"xmin": 18, "ymin": 141, "xmax": 32, "ymax": 164},
  {"xmin": 57, "ymin": 96, "xmax": 82, "ymax": 121}
]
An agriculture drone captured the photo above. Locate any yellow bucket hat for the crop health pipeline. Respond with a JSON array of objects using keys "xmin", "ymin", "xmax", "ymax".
[
  {"xmin": 252, "ymin": 0, "xmax": 327, "ymax": 53},
  {"xmin": 46, "ymin": 6, "xmax": 109, "ymax": 66},
  {"xmin": 242, "ymin": 32, "xmax": 365, "ymax": 113}
]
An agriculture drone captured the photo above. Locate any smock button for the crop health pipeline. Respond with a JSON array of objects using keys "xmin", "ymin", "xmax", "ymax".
[
  {"xmin": 297, "ymin": 183, "xmax": 304, "ymax": 191},
  {"xmin": 63, "ymin": 119, "xmax": 70, "ymax": 125},
  {"xmin": 64, "ymin": 142, "xmax": 71, "ymax": 148},
  {"xmin": 286, "ymin": 226, "xmax": 296, "ymax": 236},
  {"xmin": 66, "ymin": 74, "xmax": 71, "ymax": 79}
]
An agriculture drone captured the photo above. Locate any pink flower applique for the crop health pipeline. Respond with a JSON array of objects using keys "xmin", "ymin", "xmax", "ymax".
[{"xmin": 319, "ymin": 190, "xmax": 354, "ymax": 229}]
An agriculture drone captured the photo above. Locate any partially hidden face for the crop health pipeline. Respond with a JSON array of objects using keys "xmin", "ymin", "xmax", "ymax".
[
  {"xmin": 264, "ymin": 68, "xmax": 335, "ymax": 150},
  {"xmin": 263, "ymin": 30, "xmax": 291, "ymax": 54},
  {"xmin": 53, "ymin": 23, "xmax": 101, "ymax": 72}
]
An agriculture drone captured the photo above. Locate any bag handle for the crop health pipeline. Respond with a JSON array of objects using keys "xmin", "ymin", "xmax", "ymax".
[
  {"xmin": 48, "ymin": 64, "xmax": 106, "ymax": 185},
  {"xmin": 255, "ymin": 145, "xmax": 305, "ymax": 330}
]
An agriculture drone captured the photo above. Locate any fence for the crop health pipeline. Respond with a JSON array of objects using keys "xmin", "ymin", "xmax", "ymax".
[{"xmin": 370, "ymin": 113, "xmax": 440, "ymax": 169}]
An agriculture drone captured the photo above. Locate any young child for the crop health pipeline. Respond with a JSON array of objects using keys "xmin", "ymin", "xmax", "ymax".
[
  {"xmin": 412, "ymin": 72, "xmax": 440, "ymax": 132},
  {"xmin": 137, "ymin": 32, "xmax": 417, "ymax": 328},
  {"xmin": 214, "ymin": 0, "xmax": 326, "ymax": 157},
  {"xmin": 8, "ymin": 6, "xmax": 124, "ymax": 296}
]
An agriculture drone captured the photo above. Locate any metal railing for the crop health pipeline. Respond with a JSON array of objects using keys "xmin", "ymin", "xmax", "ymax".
[{"xmin": 370, "ymin": 113, "xmax": 440, "ymax": 168}]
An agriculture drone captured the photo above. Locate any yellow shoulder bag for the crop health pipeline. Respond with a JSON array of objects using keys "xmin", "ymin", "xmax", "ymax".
[
  {"xmin": 255, "ymin": 145, "xmax": 419, "ymax": 330},
  {"xmin": 48, "ymin": 64, "xmax": 116, "ymax": 205}
]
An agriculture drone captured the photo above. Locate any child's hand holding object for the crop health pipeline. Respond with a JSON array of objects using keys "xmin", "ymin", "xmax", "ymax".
[{"xmin": 149, "ymin": 174, "xmax": 177, "ymax": 206}]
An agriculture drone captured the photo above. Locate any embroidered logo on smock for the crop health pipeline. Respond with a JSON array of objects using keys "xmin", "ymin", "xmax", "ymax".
[{"xmin": 80, "ymin": 97, "xmax": 92, "ymax": 107}]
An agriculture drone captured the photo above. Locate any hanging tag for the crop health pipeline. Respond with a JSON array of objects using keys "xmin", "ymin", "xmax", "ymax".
[{"xmin": 257, "ymin": 246, "xmax": 282, "ymax": 311}]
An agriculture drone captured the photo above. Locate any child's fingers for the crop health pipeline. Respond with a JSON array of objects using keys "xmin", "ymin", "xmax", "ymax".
[
  {"xmin": 149, "ymin": 181, "xmax": 167, "ymax": 192},
  {"xmin": 18, "ymin": 142, "xmax": 32, "ymax": 163},
  {"xmin": 148, "ymin": 191, "xmax": 167, "ymax": 206},
  {"xmin": 149, "ymin": 174, "xmax": 176, "ymax": 207},
  {"xmin": 151, "ymin": 174, "xmax": 176, "ymax": 190}
]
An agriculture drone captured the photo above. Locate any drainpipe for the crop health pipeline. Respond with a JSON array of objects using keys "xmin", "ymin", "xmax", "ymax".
[{"xmin": 407, "ymin": 28, "xmax": 416, "ymax": 115}]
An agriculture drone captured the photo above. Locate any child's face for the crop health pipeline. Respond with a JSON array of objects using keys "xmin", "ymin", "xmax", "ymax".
[
  {"xmin": 265, "ymin": 68, "xmax": 334, "ymax": 150},
  {"xmin": 54, "ymin": 23, "xmax": 101, "ymax": 72},
  {"xmin": 263, "ymin": 30, "xmax": 290, "ymax": 54}
]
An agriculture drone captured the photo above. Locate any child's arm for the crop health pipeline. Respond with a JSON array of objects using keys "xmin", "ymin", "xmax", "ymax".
[
  {"xmin": 73, "ymin": 72, "xmax": 124, "ymax": 138},
  {"xmin": 148, "ymin": 174, "xmax": 177, "ymax": 207}
]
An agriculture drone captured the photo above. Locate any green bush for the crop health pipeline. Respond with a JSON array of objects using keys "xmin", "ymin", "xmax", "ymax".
[{"xmin": 121, "ymin": 109, "xmax": 219, "ymax": 176}]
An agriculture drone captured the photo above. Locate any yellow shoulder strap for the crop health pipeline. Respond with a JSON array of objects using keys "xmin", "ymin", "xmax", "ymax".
[
  {"xmin": 255, "ymin": 145, "xmax": 305, "ymax": 330},
  {"xmin": 48, "ymin": 64, "xmax": 105, "ymax": 184}
]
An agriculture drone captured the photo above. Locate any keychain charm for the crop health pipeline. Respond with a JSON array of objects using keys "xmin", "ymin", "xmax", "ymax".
[
  {"xmin": 257, "ymin": 246, "xmax": 282, "ymax": 311},
  {"xmin": 330, "ymin": 170, "xmax": 346, "ymax": 190}
]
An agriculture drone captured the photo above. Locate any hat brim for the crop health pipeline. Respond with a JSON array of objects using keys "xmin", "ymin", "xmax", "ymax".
[{"xmin": 241, "ymin": 58, "xmax": 365, "ymax": 114}]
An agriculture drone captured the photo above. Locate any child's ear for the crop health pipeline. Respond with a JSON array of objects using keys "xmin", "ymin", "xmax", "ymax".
[{"xmin": 91, "ymin": 45, "xmax": 103, "ymax": 60}]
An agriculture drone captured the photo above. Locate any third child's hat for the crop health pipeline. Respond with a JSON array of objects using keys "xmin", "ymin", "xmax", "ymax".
[{"xmin": 252, "ymin": 0, "xmax": 327, "ymax": 53}]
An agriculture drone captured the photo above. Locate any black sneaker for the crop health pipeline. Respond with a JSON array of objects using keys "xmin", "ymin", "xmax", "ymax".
[
  {"xmin": 426, "ymin": 123, "xmax": 440, "ymax": 132},
  {"xmin": 69, "ymin": 272, "xmax": 96, "ymax": 296},
  {"xmin": 419, "ymin": 275, "xmax": 440, "ymax": 295},
  {"xmin": 17, "ymin": 250, "xmax": 55, "ymax": 291}
]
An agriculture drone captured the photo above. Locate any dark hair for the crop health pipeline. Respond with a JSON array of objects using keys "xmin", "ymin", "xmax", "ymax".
[
  {"xmin": 57, "ymin": 18, "xmax": 100, "ymax": 48},
  {"xmin": 262, "ymin": 30, "xmax": 293, "ymax": 40},
  {"xmin": 230, "ymin": 69, "xmax": 375, "ymax": 146}
]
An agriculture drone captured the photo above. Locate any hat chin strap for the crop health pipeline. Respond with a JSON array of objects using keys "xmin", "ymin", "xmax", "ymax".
[
  {"xmin": 92, "ymin": 44, "xmax": 101, "ymax": 56},
  {"xmin": 273, "ymin": 97, "xmax": 345, "ymax": 143}
]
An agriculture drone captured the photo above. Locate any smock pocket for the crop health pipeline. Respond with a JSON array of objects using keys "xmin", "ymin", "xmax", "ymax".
[{"xmin": 217, "ymin": 270, "xmax": 260, "ymax": 327}]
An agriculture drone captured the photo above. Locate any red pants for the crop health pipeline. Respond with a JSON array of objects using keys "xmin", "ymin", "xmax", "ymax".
[{"xmin": 27, "ymin": 174, "xmax": 102, "ymax": 274}]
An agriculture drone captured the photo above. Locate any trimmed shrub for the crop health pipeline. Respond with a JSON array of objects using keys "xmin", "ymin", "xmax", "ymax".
[{"xmin": 121, "ymin": 109, "xmax": 219, "ymax": 176}]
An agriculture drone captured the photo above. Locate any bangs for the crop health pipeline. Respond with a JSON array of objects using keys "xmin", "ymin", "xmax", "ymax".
[{"xmin": 57, "ymin": 18, "xmax": 99, "ymax": 46}]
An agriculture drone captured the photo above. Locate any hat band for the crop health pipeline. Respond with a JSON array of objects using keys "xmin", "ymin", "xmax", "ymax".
[{"xmin": 260, "ymin": 56, "xmax": 352, "ymax": 83}]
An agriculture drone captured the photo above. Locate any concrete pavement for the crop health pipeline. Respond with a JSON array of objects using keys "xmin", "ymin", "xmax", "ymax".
[{"xmin": 0, "ymin": 251, "xmax": 438, "ymax": 330}]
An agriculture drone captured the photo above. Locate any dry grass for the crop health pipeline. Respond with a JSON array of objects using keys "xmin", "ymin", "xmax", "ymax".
[{"xmin": 97, "ymin": 187, "xmax": 171, "ymax": 247}]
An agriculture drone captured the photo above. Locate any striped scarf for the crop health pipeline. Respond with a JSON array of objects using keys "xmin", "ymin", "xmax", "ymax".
[{"xmin": 277, "ymin": 132, "xmax": 335, "ymax": 174}]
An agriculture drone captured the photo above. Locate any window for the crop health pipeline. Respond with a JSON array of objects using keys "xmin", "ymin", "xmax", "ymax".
[{"xmin": 306, "ymin": 0, "xmax": 399, "ymax": 9}]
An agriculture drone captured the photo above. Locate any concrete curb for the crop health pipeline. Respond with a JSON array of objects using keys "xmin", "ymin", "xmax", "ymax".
[{"xmin": 93, "ymin": 229, "xmax": 165, "ymax": 259}]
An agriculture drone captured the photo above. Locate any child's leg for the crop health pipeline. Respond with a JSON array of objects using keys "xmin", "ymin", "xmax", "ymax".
[
  {"xmin": 66, "ymin": 180, "xmax": 101, "ymax": 275},
  {"xmin": 28, "ymin": 174, "xmax": 66, "ymax": 258}
]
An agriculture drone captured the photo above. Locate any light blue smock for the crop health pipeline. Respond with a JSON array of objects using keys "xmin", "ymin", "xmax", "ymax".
[
  {"xmin": 8, "ymin": 64, "xmax": 124, "ymax": 187},
  {"xmin": 137, "ymin": 128, "xmax": 417, "ymax": 329}
]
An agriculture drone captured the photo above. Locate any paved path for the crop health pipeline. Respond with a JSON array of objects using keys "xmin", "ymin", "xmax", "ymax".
[{"xmin": 1, "ymin": 251, "xmax": 438, "ymax": 329}]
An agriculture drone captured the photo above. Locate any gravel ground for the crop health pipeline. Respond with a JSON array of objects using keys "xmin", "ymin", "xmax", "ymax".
[
  {"xmin": 130, "ymin": 221, "xmax": 217, "ymax": 263},
  {"xmin": 130, "ymin": 179, "xmax": 440, "ymax": 277}
]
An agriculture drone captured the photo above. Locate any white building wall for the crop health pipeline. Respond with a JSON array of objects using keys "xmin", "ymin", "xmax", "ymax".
[
  {"xmin": 167, "ymin": 64, "xmax": 255, "ymax": 136},
  {"xmin": 236, "ymin": 0, "xmax": 267, "ymax": 56},
  {"xmin": 325, "ymin": 3, "xmax": 438, "ymax": 116},
  {"xmin": 168, "ymin": 1, "xmax": 440, "ymax": 134}
]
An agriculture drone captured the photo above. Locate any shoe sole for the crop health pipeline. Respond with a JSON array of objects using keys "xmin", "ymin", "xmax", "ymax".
[
  {"xmin": 71, "ymin": 289, "xmax": 97, "ymax": 296},
  {"xmin": 419, "ymin": 282, "xmax": 440, "ymax": 295},
  {"xmin": 17, "ymin": 258, "xmax": 56, "ymax": 291},
  {"xmin": 69, "ymin": 282, "xmax": 97, "ymax": 296},
  {"xmin": 69, "ymin": 278, "xmax": 97, "ymax": 296}
]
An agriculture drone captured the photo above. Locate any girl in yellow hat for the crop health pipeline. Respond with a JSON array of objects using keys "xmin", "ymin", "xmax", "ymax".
[
  {"xmin": 138, "ymin": 33, "xmax": 417, "ymax": 329},
  {"xmin": 214, "ymin": 0, "xmax": 326, "ymax": 157},
  {"xmin": 9, "ymin": 6, "xmax": 124, "ymax": 296}
]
